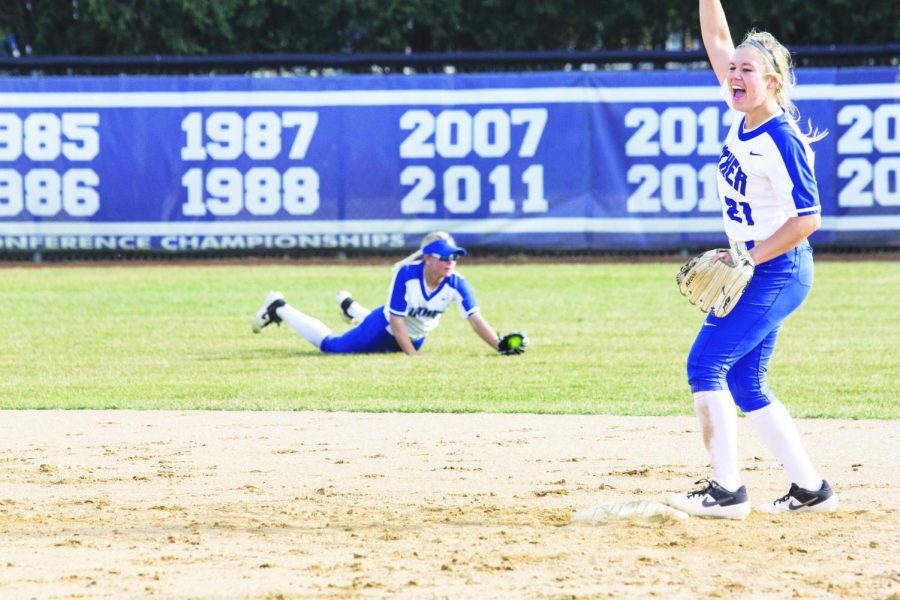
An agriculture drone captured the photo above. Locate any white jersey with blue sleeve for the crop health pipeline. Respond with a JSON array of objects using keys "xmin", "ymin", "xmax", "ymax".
[
  {"xmin": 381, "ymin": 263, "xmax": 479, "ymax": 340},
  {"xmin": 717, "ymin": 111, "xmax": 820, "ymax": 242}
]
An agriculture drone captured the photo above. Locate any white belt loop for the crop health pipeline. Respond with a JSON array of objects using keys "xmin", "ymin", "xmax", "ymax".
[
  {"xmin": 729, "ymin": 239, "xmax": 764, "ymax": 252},
  {"xmin": 729, "ymin": 239, "xmax": 749, "ymax": 254}
]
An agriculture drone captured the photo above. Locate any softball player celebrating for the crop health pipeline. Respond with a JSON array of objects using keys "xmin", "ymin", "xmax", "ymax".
[
  {"xmin": 665, "ymin": 0, "xmax": 837, "ymax": 518},
  {"xmin": 251, "ymin": 232, "xmax": 527, "ymax": 356}
]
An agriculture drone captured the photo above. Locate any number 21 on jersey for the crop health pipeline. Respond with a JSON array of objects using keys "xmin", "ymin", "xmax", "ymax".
[{"xmin": 724, "ymin": 196, "xmax": 755, "ymax": 225}]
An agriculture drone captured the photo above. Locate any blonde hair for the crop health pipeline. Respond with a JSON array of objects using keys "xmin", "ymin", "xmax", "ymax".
[
  {"xmin": 738, "ymin": 30, "xmax": 827, "ymax": 142},
  {"xmin": 392, "ymin": 231, "xmax": 454, "ymax": 271}
]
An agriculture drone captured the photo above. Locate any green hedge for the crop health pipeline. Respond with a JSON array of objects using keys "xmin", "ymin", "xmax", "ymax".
[{"xmin": 2, "ymin": 0, "xmax": 897, "ymax": 56}]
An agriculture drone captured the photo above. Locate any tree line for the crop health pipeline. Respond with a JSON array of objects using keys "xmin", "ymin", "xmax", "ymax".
[{"xmin": 2, "ymin": 0, "xmax": 897, "ymax": 58}]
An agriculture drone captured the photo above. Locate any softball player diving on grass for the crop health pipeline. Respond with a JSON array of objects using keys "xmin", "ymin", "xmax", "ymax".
[
  {"xmin": 251, "ymin": 232, "xmax": 528, "ymax": 357},
  {"xmin": 665, "ymin": 0, "xmax": 837, "ymax": 519}
]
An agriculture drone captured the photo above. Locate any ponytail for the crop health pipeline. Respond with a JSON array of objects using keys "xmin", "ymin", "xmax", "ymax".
[
  {"xmin": 392, "ymin": 231, "xmax": 454, "ymax": 272},
  {"xmin": 739, "ymin": 30, "xmax": 827, "ymax": 143}
]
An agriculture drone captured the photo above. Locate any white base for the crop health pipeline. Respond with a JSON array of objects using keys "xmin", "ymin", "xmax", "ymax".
[{"xmin": 571, "ymin": 500, "xmax": 689, "ymax": 524}]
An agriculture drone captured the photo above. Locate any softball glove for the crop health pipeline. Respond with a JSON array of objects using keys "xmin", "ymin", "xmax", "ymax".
[
  {"xmin": 498, "ymin": 331, "xmax": 529, "ymax": 355},
  {"xmin": 677, "ymin": 247, "xmax": 755, "ymax": 318}
]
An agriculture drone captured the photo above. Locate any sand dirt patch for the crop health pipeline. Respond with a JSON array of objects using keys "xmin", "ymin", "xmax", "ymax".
[{"xmin": 0, "ymin": 411, "xmax": 896, "ymax": 598}]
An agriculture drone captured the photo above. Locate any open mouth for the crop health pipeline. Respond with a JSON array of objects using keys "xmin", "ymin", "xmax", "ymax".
[{"xmin": 732, "ymin": 86, "xmax": 746, "ymax": 100}]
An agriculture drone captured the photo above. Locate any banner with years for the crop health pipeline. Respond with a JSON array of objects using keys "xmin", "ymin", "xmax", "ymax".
[{"xmin": 0, "ymin": 68, "xmax": 897, "ymax": 252}]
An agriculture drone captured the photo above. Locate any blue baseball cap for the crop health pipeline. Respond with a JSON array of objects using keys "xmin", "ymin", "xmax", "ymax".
[{"xmin": 422, "ymin": 238, "xmax": 467, "ymax": 259}]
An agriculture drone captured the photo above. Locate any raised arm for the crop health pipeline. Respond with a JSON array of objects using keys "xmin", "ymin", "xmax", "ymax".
[{"xmin": 699, "ymin": 0, "xmax": 735, "ymax": 85}]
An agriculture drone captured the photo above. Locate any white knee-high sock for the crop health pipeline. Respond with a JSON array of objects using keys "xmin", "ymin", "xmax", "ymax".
[
  {"xmin": 276, "ymin": 305, "xmax": 332, "ymax": 349},
  {"xmin": 745, "ymin": 400, "xmax": 822, "ymax": 490},
  {"xmin": 693, "ymin": 390, "xmax": 742, "ymax": 491},
  {"xmin": 347, "ymin": 301, "xmax": 371, "ymax": 322}
]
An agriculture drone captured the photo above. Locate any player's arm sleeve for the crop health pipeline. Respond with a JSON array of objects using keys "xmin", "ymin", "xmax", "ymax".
[
  {"xmin": 772, "ymin": 132, "xmax": 820, "ymax": 217},
  {"xmin": 387, "ymin": 268, "xmax": 409, "ymax": 317},
  {"xmin": 453, "ymin": 275, "xmax": 480, "ymax": 318},
  {"xmin": 467, "ymin": 311, "xmax": 500, "ymax": 351}
]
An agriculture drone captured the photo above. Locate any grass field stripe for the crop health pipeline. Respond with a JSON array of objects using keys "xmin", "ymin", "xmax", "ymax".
[{"xmin": 2, "ymin": 262, "xmax": 897, "ymax": 414}]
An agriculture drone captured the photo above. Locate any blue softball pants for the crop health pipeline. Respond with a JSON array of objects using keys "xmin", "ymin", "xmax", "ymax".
[
  {"xmin": 686, "ymin": 242, "xmax": 814, "ymax": 413},
  {"xmin": 319, "ymin": 306, "xmax": 426, "ymax": 354}
]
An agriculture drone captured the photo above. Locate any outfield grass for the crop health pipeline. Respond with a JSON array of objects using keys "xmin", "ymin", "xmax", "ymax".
[{"xmin": 1, "ymin": 260, "xmax": 897, "ymax": 418}]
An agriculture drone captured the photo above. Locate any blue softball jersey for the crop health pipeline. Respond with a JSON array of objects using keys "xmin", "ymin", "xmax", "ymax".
[
  {"xmin": 382, "ymin": 262, "xmax": 479, "ymax": 340},
  {"xmin": 717, "ymin": 111, "xmax": 821, "ymax": 241}
]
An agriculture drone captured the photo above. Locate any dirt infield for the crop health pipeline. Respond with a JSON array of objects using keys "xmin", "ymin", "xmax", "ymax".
[{"xmin": 0, "ymin": 411, "xmax": 897, "ymax": 599}]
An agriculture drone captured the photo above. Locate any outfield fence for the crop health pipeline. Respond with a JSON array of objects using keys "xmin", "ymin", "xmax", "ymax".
[{"xmin": 1, "ymin": 53, "xmax": 898, "ymax": 261}]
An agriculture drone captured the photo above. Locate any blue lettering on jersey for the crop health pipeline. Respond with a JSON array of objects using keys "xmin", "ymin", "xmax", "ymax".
[
  {"xmin": 719, "ymin": 147, "xmax": 747, "ymax": 196},
  {"xmin": 408, "ymin": 306, "xmax": 444, "ymax": 318}
]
